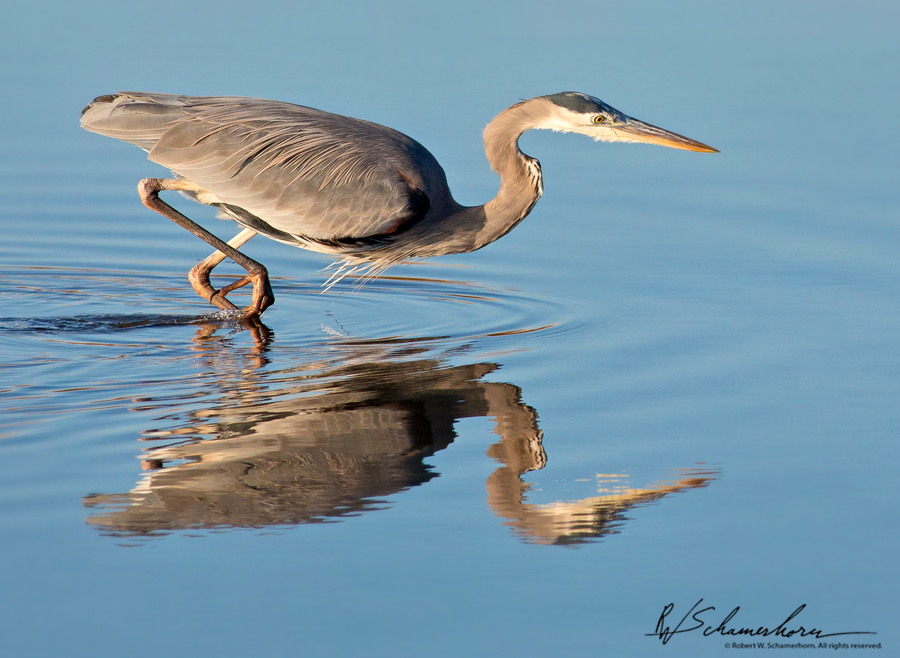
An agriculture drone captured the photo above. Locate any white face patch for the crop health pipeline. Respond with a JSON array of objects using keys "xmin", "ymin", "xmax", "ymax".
[
  {"xmin": 534, "ymin": 105, "xmax": 593, "ymax": 134},
  {"xmin": 533, "ymin": 102, "xmax": 637, "ymax": 144}
]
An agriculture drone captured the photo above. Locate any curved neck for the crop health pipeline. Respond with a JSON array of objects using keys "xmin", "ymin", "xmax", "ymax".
[{"xmin": 477, "ymin": 101, "xmax": 544, "ymax": 246}]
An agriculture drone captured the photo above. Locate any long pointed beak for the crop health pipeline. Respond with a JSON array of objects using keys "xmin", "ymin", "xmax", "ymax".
[{"xmin": 615, "ymin": 117, "xmax": 718, "ymax": 153}]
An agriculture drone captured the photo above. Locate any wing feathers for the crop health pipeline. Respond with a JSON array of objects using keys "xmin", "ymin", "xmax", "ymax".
[{"xmin": 81, "ymin": 92, "xmax": 444, "ymax": 242}]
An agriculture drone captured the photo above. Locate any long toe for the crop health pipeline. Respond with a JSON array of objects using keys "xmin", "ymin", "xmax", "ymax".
[
  {"xmin": 188, "ymin": 266, "xmax": 239, "ymax": 311},
  {"xmin": 242, "ymin": 269, "xmax": 275, "ymax": 318}
]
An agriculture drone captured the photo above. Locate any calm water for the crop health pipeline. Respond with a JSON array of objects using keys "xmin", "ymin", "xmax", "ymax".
[{"xmin": 1, "ymin": 2, "xmax": 897, "ymax": 656}]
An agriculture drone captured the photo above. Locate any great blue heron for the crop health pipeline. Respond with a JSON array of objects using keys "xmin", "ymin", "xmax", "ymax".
[{"xmin": 81, "ymin": 92, "xmax": 716, "ymax": 318}]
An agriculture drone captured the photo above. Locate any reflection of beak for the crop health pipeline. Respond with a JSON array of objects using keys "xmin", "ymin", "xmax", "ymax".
[{"xmin": 615, "ymin": 117, "xmax": 718, "ymax": 153}]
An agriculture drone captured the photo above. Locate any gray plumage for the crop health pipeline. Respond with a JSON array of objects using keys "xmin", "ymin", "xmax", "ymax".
[
  {"xmin": 82, "ymin": 93, "xmax": 449, "ymax": 252},
  {"xmin": 80, "ymin": 91, "xmax": 716, "ymax": 317}
]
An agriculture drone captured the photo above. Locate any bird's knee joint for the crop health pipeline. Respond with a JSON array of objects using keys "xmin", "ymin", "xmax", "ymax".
[
  {"xmin": 188, "ymin": 265, "xmax": 208, "ymax": 284},
  {"xmin": 248, "ymin": 264, "xmax": 268, "ymax": 278},
  {"xmin": 137, "ymin": 178, "xmax": 161, "ymax": 200}
]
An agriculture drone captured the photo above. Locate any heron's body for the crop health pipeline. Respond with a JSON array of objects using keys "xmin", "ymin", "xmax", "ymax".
[{"xmin": 81, "ymin": 91, "xmax": 715, "ymax": 317}]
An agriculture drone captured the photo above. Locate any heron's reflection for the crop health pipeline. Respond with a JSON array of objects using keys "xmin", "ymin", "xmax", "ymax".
[{"xmin": 84, "ymin": 319, "xmax": 717, "ymax": 544}]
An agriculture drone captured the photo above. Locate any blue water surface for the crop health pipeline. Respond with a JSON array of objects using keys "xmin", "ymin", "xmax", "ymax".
[{"xmin": 0, "ymin": 1, "xmax": 897, "ymax": 656}]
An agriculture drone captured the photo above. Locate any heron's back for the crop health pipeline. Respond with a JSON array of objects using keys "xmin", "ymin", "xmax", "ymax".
[{"xmin": 81, "ymin": 92, "xmax": 454, "ymax": 248}]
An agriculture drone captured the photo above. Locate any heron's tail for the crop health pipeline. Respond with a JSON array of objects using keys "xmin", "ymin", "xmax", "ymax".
[{"xmin": 80, "ymin": 92, "xmax": 189, "ymax": 151}]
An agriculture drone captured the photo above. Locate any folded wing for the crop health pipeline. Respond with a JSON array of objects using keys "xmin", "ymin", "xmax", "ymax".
[{"xmin": 81, "ymin": 92, "xmax": 440, "ymax": 244}]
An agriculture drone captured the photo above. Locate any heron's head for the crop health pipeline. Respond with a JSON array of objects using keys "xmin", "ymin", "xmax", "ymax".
[{"xmin": 536, "ymin": 92, "xmax": 717, "ymax": 153}]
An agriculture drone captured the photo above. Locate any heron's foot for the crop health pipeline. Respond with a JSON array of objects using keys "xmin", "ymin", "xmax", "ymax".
[
  {"xmin": 188, "ymin": 263, "xmax": 272, "ymax": 316},
  {"xmin": 188, "ymin": 264, "xmax": 239, "ymax": 311},
  {"xmin": 212, "ymin": 276, "xmax": 254, "ymax": 311},
  {"xmin": 241, "ymin": 266, "xmax": 275, "ymax": 319}
]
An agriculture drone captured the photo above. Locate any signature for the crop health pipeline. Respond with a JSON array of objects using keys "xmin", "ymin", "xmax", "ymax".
[{"xmin": 647, "ymin": 600, "xmax": 877, "ymax": 645}]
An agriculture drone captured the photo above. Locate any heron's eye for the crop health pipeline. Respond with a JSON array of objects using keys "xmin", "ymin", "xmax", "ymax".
[{"xmin": 592, "ymin": 115, "xmax": 606, "ymax": 124}]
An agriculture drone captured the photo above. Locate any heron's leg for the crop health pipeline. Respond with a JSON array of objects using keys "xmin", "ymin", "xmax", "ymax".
[
  {"xmin": 137, "ymin": 178, "xmax": 274, "ymax": 317},
  {"xmin": 188, "ymin": 228, "xmax": 258, "ymax": 311}
]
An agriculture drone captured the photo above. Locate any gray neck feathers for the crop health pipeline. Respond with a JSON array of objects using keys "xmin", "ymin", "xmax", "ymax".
[
  {"xmin": 476, "ymin": 98, "xmax": 547, "ymax": 247},
  {"xmin": 385, "ymin": 98, "xmax": 551, "ymax": 259}
]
